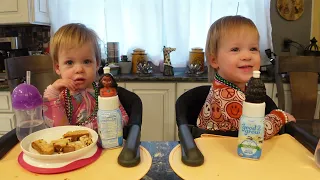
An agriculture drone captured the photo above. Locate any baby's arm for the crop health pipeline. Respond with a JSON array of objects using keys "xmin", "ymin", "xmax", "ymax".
[
  {"xmin": 43, "ymin": 84, "xmax": 69, "ymax": 127},
  {"xmin": 264, "ymin": 110, "xmax": 288, "ymax": 140}
]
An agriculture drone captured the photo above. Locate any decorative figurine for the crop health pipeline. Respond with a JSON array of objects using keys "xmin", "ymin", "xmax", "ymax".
[
  {"xmin": 137, "ymin": 61, "xmax": 153, "ymax": 76},
  {"xmin": 163, "ymin": 46, "xmax": 176, "ymax": 76},
  {"xmin": 98, "ymin": 67, "xmax": 118, "ymax": 97},
  {"xmin": 185, "ymin": 63, "xmax": 203, "ymax": 76}
]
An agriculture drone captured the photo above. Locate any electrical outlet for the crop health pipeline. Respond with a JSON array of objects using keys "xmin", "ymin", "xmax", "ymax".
[{"xmin": 282, "ymin": 38, "xmax": 291, "ymax": 52}]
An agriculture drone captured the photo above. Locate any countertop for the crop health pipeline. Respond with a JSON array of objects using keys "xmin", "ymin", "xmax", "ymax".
[
  {"xmin": 141, "ymin": 141, "xmax": 181, "ymax": 180},
  {"xmin": 112, "ymin": 71, "xmax": 275, "ymax": 83}
]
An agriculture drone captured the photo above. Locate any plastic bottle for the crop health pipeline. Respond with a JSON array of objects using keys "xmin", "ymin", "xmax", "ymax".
[
  {"xmin": 97, "ymin": 66, "xmax": 123, "ymax": 149},
  {"xmin": 12, "ymin": 71, "xmax": 46, "ymax": 141},
  {"xmin": 237, "ymin": 71, "xmax": 266, "ymax": 160}
]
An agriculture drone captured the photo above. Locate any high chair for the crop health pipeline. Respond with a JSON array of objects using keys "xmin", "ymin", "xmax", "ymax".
[
  {"xmin": 176, "ymin": 84, "xmax": 318, "ymax": 167},
  {"xmin": 0, "ymin": 86, "xmax": 143, "ymax": 168}
]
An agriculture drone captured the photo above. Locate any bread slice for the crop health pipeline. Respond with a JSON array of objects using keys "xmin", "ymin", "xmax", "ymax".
[
  {"xmin": 63, "ymin": 130, "xmax": 90, "ymax": 141},
  {"xmin": 63, "ymin": 145, "xmax": 76, "ymax": 153},
  {"xmin": 79, "ymin": 135, "xmax": 93, "ymax": 146},
  {"xmin": 51, "ymin": 138, "xmax": 72, "ymax": 152},
  {"xmin": 68, "ymin": 141, "xmax": 86, "ymax": 150},
  {"xmin": 31, "ymin": 139, "xmax": 54, "ymax": 155}
]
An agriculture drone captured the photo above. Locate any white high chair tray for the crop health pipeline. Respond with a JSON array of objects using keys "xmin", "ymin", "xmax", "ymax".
[{"xmin": 169, "ymin": 134, "xmax": 320, "ymax": 180}]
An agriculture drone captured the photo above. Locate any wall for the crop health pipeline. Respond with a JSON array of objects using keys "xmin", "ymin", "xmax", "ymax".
[
  {"xmin": 270, "ymin": 0, "xmax": 313, "ymax": 56},
  {"xmin": 311, "ymin": 0, "xmax": 320, "ymax": 41}
]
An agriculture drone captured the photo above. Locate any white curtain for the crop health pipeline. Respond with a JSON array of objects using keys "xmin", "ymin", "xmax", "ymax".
[{"xmin": 49, "ymin": 0, "xmax": 273, "ymax": 67}]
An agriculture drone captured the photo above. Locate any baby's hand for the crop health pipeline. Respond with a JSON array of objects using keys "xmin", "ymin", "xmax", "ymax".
[
  {"xmin": 285, "ymin": 112, "xmax": 296, "ymax": 123},
  {"xmin": 52, "ymin": 79, "xmax": 77, "ymax": 92}
]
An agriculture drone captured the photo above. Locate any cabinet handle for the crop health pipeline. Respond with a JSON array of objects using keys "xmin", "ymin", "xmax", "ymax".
[{"xmin": 275, "ymin": 93, "xmax": 278, "ymax": 98}]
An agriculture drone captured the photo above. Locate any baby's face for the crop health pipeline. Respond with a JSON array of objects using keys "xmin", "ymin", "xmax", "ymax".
[
  {"xmin": 211, "ymin": 27, "xmax": 260, "ymax": 88},
  {"xmin": 55, "ymin": 42, "xmax": 98, "ymax": 90},
  {"xmin": 101, "ymin": 76, "xmax": 112, "ymax": 87}
]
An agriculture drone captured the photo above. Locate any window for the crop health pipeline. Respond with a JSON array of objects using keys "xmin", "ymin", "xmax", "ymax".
[{"xmin": 49, "ymin": 0, "xmax": 272, "ymax": 67}]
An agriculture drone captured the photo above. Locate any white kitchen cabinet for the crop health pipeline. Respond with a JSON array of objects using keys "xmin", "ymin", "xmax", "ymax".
[
  {"xmin": 0, "ymin": 0, "xmax": 50, "ymax": 25},
  {"xmin": 0, "ymin": 113, "xmax": 15, "ymax": 137},
  {"xmin": 117, "ymin": 82, "xmax": 125, "ymax": 88},
  {"xmin": 0, "ymin": 91, "xmax": 13, "ymax": 113},
  {"xmin": 176, "ymin": 82, "xmax": 212, "ymax": 100},
  {"xmin": 125, "ymin": 83, "xmax": 176, "ymax": 141},
  {"xmin": 264, "ymin": 83, "xmax": 274, "ymax": 99},
  {"xmin": 0, "ymin": 91, "xmax": 15, "ymax": 136}
]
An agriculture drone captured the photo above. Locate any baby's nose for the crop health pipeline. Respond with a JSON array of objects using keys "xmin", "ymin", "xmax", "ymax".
[
  {"xmin": 240, "ymin": 51, "xmax": 252, "ymax": 60},
  {"xmin": 75, "ymin": 65, "xmax": 85, "ymax": 73}
]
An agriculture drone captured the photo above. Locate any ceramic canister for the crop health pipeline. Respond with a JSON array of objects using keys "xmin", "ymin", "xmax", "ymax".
[
  {"xmin": 189, "ymin": 48, "xmax": 204, "ymax": 72},
  {"xmin": 131, "ymin": 48, "xmax": 147, "ymax": 74}
]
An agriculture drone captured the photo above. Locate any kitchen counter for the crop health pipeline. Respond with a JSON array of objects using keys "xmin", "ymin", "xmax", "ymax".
[{"xmin": 112, "ymin": 72, "xmax": 275, "ymax": 83}]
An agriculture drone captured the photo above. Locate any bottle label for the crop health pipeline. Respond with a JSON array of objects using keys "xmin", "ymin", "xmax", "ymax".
[
  {"xmin": 237, "ymin": 115, "xmax": 264, "ymax": 159},
  {"xmin": 97, "ymin": 109, "xmax": 123, "ymax": 149}
]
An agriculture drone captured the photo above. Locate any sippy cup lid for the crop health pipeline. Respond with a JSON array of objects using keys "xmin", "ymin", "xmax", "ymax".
[{"xmin": 12, "ymin": 83, "xmax": 42, "ymax": 110}]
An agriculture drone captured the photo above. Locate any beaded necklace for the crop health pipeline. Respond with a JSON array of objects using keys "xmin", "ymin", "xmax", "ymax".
[
  {"xmin": 214, "ymin": 73, "xmax": 242, "ymax": 92},
  {"xmin": 64, "ymin": 82, "xmax": 99, "ymax": 125}
]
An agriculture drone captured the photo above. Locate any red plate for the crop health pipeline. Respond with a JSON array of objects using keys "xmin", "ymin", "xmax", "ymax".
[{"xmin": 18, "ymin": 147, "xmax": 102, "ymax": 174}]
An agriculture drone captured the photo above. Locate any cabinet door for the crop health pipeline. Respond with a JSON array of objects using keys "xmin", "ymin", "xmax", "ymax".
[
  {"xmin": 0, "ymin": 91, "xmax": 13, "ymax": 113},
  {"xmin": 0, "ymin": 0, "xmax": 29, "ymax": 24},
  {"xmin": 0, "ymin": 113, "xmax": 15, "ymax": 137},
  {"xmin": 264, "ymin": 83, "xmax": 274, "ymax": 99},
  {"xmin": 125, "ymin": 83, "xmax": 176, "ymax": 141},
  {"xmin": 31, "ymin": 0, "xmax": 50, "ymax": 25},
  {"xmin": 117, "ymin": 82, "xmax": 125, "ymax": 88},
  {"xmin": 176, "ymin": 82, "xmax": 211, "ymax": 100}
]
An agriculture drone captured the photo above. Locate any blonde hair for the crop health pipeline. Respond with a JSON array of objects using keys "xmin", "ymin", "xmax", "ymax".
[
  {"xmin": 50, "ymin": 23, "xmax": 101, "ymax": 66},
  {"xmin": 205, "ymin": 15, "xmax": 259, "ymax": 82}
]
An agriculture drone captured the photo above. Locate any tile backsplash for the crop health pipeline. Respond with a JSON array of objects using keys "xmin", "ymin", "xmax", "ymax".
[{"xmin": 0, "ymin": 25, "xmax": 51, "ymax": 52}]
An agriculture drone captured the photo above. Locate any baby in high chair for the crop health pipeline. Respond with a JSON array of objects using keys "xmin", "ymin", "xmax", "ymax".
[
  {"xmin": 43, "ymin": 23, "xmax": 129, "ymax": 131},
  {"xmin": 197, "ymin": 15, "xmax": 296, "ymax": 140}
]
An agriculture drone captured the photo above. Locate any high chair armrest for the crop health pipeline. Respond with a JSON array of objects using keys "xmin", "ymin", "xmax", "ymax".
[
  {"xmin": 285, "ymin": 122, "xmax": 318, "ymax": 154},
  {"xmin": 179, "ymin": 124, "xmax": 204, "ymax": 167},
  {"xmin": 118, "ymin": 124, "xmax": 141, "ymax": 167},
  {"xmin": 0, "ymin": 128, "xmax": 19, "ymax": 160}
]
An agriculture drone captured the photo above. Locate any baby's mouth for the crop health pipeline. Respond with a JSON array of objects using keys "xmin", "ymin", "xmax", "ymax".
[
  {"xmin": 238, "ymin": 65, "xmax": 253, "ymax": 69},
  {"xmin": 74, "ymin": 78, "xmax": 86, "ymax": 84}
]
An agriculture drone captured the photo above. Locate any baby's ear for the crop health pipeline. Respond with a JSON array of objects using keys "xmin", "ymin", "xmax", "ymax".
[
  {"xmin": 208, "ymin": 55, "xmax": 219, "ymax": 69},
  {"xmin": 54, "ymin": 64, "xmax": 61, "ymax": 75},
  {"xmin": 96, "ymin": 59, "xmax": 100, "ymax": 71}
]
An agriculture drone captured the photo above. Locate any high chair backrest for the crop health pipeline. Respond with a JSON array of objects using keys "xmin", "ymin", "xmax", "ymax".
[
  {"xmin": 175, "ymin": 85, "xmax": 210, "ymax": 127},
  {"xmin": 275, "ymin": 56, "xmax": 320, "ymax": 120},
  {"xmin": 5, "ymin": 55, "xmax": 58, "ymax": 95}
]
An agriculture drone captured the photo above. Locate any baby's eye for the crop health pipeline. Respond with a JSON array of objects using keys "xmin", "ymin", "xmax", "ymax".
[
  {"xmin": 84, "ymin": 59, "xmax": 92, "ymax": 64},
  {"xmin": 250, "ymin": 47, "xmax": 259, "ymax": 51},
  {"xmin": 65, "ymin": 60, "xmax": 73, "ymax": 65},
  {"xmin": 231, "ymin": 47, "xmax": 239, "ymax": 52}
]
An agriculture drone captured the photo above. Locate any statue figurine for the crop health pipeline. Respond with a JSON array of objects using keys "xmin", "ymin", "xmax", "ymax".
[
  {"xmin": 163, "ymin": 46, "xmax": 176, "ymax": 76},
  {"xmin": 98, "ymin": 66, "xmax": 118, "ymax": 97}
]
